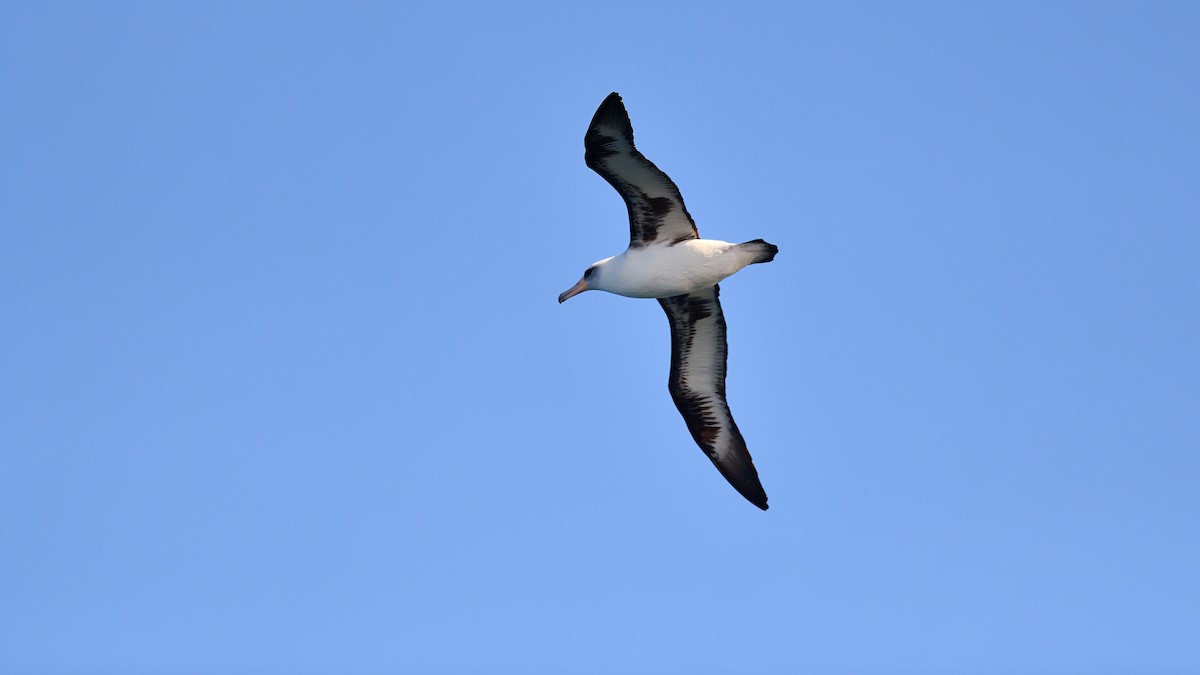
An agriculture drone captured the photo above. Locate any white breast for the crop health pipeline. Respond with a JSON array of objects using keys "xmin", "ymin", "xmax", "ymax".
[{"xmin": 598, "ymin": 240, "xmax": 756, "ymax": 298}]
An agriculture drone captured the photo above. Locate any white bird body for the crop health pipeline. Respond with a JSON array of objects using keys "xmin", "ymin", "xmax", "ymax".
[{"xmin": 588, "ymin": 239, "xmax": 760, "ymax": 298}]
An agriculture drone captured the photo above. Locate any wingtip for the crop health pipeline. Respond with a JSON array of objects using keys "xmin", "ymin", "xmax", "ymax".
[
  {"xmin": 731, "ymin": 467, "xmax": 770, "ymax": 511},
  {"xmin": 743, "ymin": 488, "xmax": 770, "ymax": 511},
  {"xmin": 590, "ymin": 92, "xmax": 630, "ymax": 131},
  {"xmin": 724, "ymin": 465, "xmax": 769, "ymax": 510},
  {"xmin": 585, "ymin": 92, "xmax": 635, "ymax": 159}
]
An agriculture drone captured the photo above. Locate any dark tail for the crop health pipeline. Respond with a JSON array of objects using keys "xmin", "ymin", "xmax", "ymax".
[{"xmin": 741, "ymin": 238, "xmax": 778, "ymax": 264}]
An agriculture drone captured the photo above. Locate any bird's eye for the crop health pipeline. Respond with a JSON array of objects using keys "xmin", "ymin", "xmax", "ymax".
[{"xmin": 584, "ymin": 268, "xmax": 595, "ymax": 279}]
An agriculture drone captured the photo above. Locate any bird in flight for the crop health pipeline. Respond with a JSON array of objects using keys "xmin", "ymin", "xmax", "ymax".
[{"xmin": 559, "ymin": 92, "xmax": 778, "ymax": 510}]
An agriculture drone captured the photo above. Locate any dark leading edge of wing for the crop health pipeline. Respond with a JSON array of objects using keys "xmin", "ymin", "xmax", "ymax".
[
  {"xmin": 659, "ymin": 285, "xmax": 769, "ymax": 510},
  {"xmin": 584, "ymin": 92, "xmax": 699, "ymax": 248}
]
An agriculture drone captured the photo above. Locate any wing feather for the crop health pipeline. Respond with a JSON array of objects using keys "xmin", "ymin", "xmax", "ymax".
[
  {"xmin": 585, "ymin": 93, "xmax": 699, "ymax": 247},
  {"xmin": 659, "ymin": 285, "xmax": 768, "ymax": 510}
]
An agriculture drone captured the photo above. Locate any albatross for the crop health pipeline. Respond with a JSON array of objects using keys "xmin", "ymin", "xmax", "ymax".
[{"xmin": 559, "ymin": 92, "xmax": 778, "ymax": 510}]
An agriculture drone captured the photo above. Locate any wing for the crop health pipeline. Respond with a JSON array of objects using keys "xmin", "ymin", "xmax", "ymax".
[
  {"xmin": 584, "ymin": 92, "xmax": 699, "ymax": 248},
  {"xmin": 659, "ymin": 285, "xmax": 769, "ymax": 510}
]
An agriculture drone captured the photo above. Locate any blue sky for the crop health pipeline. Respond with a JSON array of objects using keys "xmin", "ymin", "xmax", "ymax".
[{"xmin": 2, "ymin": 2, "xmax": 1198, "ymax": 673}]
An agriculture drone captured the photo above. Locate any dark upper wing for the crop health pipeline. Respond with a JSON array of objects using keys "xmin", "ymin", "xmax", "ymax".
[
  {"xmin": 659, "ymin": 285, "xmax": 768, "ymax": 510},
  {"xmin": 584, "ymin": 92, "xmax": 699, "ymax": 248}
]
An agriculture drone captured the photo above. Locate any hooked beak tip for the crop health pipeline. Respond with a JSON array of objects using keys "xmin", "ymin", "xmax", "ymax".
[{"xmin": 558, "ymin": 279, "xmax": 588, "ymax": 304}]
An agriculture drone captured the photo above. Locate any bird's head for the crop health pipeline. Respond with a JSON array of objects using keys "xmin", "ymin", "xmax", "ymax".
[{"xmin": 558, "ymin": 258, "xmax": 612, "ymax": 303}]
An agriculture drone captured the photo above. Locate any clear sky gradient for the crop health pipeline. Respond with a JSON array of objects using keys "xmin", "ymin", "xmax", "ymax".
[{"xmin": 2, "ymin": 2, "xmax": 1198, "ymax": 673}]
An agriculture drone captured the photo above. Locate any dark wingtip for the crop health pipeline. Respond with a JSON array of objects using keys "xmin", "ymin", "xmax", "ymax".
[
  {"xmin": 719, "ymin": 457, "xmax": 770, "ymax": 510},
  {"xmin": 713, "ymin": 454, "xmax": 770, "ymax": 510},
  {"xmin": 587, "ymin": 92, "xmax": 633, "ymax": 145},
  {"xmin": 741, "ymin": 484, "xmax": 770, "ymax": 511},
  {"xmin": 599, "ymin": 92, "xmax": 622, "ymax": 111},
  {"xmin": 592, "ymin": 92, "xmax": 625, "ymax": 121}
]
